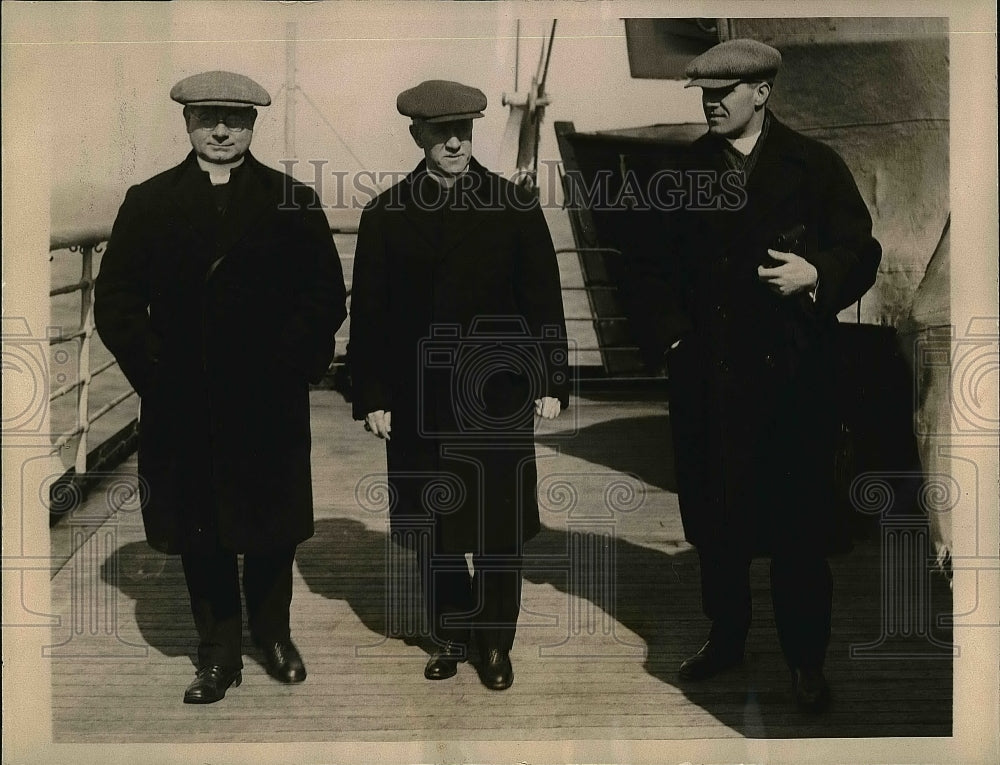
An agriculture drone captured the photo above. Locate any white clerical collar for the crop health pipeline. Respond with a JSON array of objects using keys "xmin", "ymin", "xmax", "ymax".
[
  {"xmin": 196, "ymin": 155, "xmax": 245, "ymax": 185},
  {"xmin": 726, "ymin": 128, "xmax": 763, "ymax": 156}
]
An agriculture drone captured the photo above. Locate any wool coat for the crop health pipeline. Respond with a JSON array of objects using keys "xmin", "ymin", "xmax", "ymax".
[
  {"xmin": 349, "ymin": 159, "xmax": 570, "ymax": 553},
  {"xmin": 94, "ymin": 151, "xmax": 347, "ymax": 554},
  {"xmin": 632, "ymin": 114, "xmax": 882, "ymax": 555}
]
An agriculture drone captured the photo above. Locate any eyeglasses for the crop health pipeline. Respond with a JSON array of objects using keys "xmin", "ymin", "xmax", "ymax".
[{"xmin": 186, "ymin": 108, "xmax": 255, "ymax": 132}]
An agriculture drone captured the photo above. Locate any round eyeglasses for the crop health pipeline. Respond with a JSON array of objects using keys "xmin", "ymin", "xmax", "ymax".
[{"xmin": 186, "ymin": 108, "xmax": 255, "ymax": 132}]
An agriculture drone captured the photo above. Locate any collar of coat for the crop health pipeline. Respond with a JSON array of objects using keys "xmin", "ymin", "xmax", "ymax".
[
  {"xmin": 400, "ymin": 156, "xmax": 505, "ymax": 199},
  {"xmin": 162, "ymin": 150, "xmax": 289, "ymax": 255},
  {"xmin": 388, "ymin": 156, "xmax": 527, "ymax": 255},
  {"xmin": 689, "ymin": 111, "xmax": 817, "ymax": 233}
]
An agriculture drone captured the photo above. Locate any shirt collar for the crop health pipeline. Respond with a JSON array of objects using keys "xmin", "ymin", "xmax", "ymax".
[
  {"xmin": 425, "ymin": 165, "xmax": 471, "ymax": 189},
  {"xmin": 726, "ymin": 128, "xmax": 763, "ymax": 156}
]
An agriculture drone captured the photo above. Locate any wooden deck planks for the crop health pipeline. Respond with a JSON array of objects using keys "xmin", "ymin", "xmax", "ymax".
[{"xmin": 49, "ymin": 392, "xmax": 953, "ymax": 743}]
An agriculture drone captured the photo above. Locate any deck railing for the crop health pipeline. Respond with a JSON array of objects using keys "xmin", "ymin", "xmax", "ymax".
[
  {"xmin": 554, "ymin": 246, "xmax": 642, "ymax": 348},
  {"xmin": 49, "ymin": 230, "xmax": 140, "ymax": 492}
]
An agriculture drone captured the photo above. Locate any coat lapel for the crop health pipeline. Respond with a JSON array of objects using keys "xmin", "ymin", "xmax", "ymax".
[
  {"xmin": 741, "ymin": 117, "xmax": 809, "ymax": 240},
  {"xmin": 690, "ymin": 115, "xmax": 809, "ymax": 254},
  {"xmin": 397, "ymin": 162, "xmax": 447, "ymax": 255},
  {"xmin": 165, "ymin": 151, "xmax": 277, "ymax": 259},
  {"xmin": 215, "ymin": 154, "xmax": 276, "ymax": 253},
  {"xmin": 395, "ymin": 158, "xmax": 500, "ymax": 258},
  {"xmin": 440, "ymin": 159, "xmax": 497, "ymax": 256},
  {"xmin": 686, "ymin": 137, "xmax": 746, "ymax": 255},
  {"xmin": 165, "ymin": 154, "xmax": 220, "ymax": 254}
]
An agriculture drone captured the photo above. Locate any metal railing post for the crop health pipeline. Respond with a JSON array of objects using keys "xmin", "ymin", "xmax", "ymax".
[{"xmin": 75, "ymin": 245, "xmax": 95, "ymax": 477}]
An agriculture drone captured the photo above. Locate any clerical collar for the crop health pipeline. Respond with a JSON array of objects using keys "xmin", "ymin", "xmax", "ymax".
[
  {"xmin": 726, "ymin": 128, "xmax": 763, "ymax": 157},
  {"xmin": 196, "ymin": 155, "xmax": 245, "ymax": 186}
]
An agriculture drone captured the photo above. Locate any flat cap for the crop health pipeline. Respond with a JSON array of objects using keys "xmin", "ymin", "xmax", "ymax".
[
  {"xmin": 170, "ymin": 70, "xmax": 271, "ymax": 107},
  {"xmin": 397, "ymin": 80, "xmax": 487, "ymax": 122},
  {"xmin": 684, "ymin": 39, "xmax": 781, "ymax": 89}
]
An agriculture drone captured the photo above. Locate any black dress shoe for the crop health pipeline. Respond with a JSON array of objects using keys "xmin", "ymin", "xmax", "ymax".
[
  {"xmin": 793, "ymin": 666, "xmax": 830, "ymax": 712},
  {"xmin": 260, "ymin": 639, "xmax": 307, "ymax": 683},
  {"xmin": 678, "ymin": 640, "xmax": 744, "ymax": 681},
  {"xmin": 424, "ymin": 641, "xmax": 467, "ymax": 680},
  {"xmin": 183, "ymin": 664, "xmax": 242, "ymax": 704},
  {"xmin": 477, "ymin": 648, "xmax": 514, "ymax": 690}
]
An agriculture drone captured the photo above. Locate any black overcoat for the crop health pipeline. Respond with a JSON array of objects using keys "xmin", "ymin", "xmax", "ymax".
[
  {"xmin": 632, "ymin": 115, "xmax": 882, "ymax": 555},
  {"xmin": 349, "ymin": 159, "xmax": 569, "ymax": 553},
  {"xmin": 94, "ymin": 151, "xmax": 347, "ymax": 554}
]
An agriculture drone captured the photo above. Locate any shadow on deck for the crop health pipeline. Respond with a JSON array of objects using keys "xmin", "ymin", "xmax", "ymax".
[{"xmin": 49, "ymin": 391, "xmax": 953, "ymax": 743}]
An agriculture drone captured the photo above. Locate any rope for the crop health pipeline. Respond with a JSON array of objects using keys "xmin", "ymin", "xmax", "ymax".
[{"xmin": 297, "ymin": 88, "xmax": 370, "ymax": 173}]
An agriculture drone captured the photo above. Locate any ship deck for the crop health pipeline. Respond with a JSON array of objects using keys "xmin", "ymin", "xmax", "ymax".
[{"xmin": 48, "ymin": 390, "xmax": 953, "ymax": 744}]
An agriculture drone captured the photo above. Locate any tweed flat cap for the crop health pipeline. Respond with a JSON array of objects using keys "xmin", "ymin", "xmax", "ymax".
[
  {"xmin": 397, "ymin": 80, "xmax": 487, "ymax": 122},
  {"xmin": 684, "ymin": 39, "xmax": 781, "ymax": 89},
  {"xmin": 170, "ymin": 70, "xmax": 271, "ymax": 107}
]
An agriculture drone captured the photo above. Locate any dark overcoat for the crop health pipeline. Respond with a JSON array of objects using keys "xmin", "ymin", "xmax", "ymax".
[
  {"xmin": 349, "ymin": 159, "xmax": 569, "ymax": 553},
  {"xmin": 94, "ymin": 151, "xmax": 347, "ymax": 554},
  {"xmin": 633, "ymin": 115, "xmax": 882, "ymax": 555}
]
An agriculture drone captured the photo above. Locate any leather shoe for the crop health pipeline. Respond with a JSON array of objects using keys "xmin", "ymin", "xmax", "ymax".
[
  {"xmin": 424, "ymin": 641, "xmax": 467, "ymax": 680},
  {"xmin": 678, "ymin": 640, "xmax": 744, "ymax": 681},
  {"xmin": 477, "ymin": 648, "xmax": 514, "ymax": 690},
  {"xmin": 259, "ymin": 639, "xmax": 307, "ymax": 683},
  {"xmin": 183, "ymin": 664, "xmax": 242, "ymax": 704},
  {"xmin": 793, "ymin": 666, "xmax": 830, "ymax": 712}
]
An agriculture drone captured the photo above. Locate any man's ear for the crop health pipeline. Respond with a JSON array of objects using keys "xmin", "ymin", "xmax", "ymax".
[
  {"xmin": 248, "ymin": 107, "xmax": 258, "ymax": 128},
  {"xmin": 182, "ymin": 105, "xmax": 192, "ymax": 132},
  {"xmin": 408, "ymin": 122, "xmax": 423, "ymax": 148},
  {"xmin": 754, "ymin": 81, "xmax": 772, "ymax": 108}
]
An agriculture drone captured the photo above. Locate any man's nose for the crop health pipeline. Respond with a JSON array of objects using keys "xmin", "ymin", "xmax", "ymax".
[
  {"xmin": 211, "ymin": 122, "xmax": 231, "ymax": 139},
  {"xmin": 444, "ymin": 135, "xmax": 463, "ymax": 150}
]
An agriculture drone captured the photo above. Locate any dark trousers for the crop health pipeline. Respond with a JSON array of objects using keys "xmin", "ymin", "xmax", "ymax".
[
  {"xmin": 181, "ymin": 543, "xmax": 297, "ymax": 668},
  {"xmin": 419, "ymin": 551, "xmax": 522, "ymax": 655},
  {"xmin": 698, "ymin": 545, "xmax": 833, "ymax": 669}
]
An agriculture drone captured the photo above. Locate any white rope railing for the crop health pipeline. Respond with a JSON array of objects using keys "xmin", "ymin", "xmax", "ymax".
[{"xmin": 49, "ymin": 235, "xmax": 137, "ymax": 478}]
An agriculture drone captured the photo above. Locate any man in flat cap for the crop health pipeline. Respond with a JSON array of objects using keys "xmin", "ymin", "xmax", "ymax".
[
  {"xmin": 95, "ymin": 70, "xmax": 347, "ymax": 703},
  {"xmin": 632, "ymin": 40, "xmax": 882, "ymax": 711},
  {"xmin": 349, "ymin": 79, "xmax": 569, "ymax": 690}
]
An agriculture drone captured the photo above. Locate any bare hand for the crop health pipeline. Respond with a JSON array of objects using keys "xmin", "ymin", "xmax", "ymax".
[
  {"xmin": 365, "ymin": 409, "xmax": 392, "ymax": 439},
  {"xmin": 534, "ymin": 397, "xmax": 562, "ymax": 420},
  {"xmin": 757, "ymin": 250, "xmax": 818, "ymax": 297}
]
